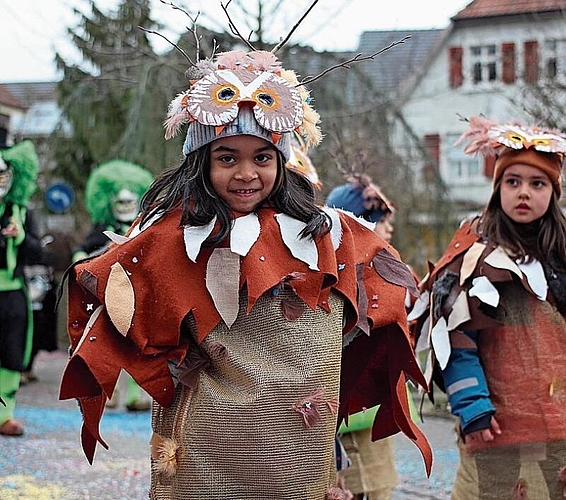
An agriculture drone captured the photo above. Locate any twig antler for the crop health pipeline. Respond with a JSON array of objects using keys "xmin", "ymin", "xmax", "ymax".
[
  {"xmin": 272, "ymin": 0, "xmax": 319, "ymax": 54},
  {"xmin": 220, "ymin": 0, "xmax": 256, "ymax": 51},
  {"xmin": 139, "ymin": 26, "xmax": 195, "ymax": 66},
  {"xmin": 299, "ymin": 36, "xmax": 411, "ymax": 87},
  {"xmin": 141, "ymin": 1, "xmax": 208, "ymax": 65}
]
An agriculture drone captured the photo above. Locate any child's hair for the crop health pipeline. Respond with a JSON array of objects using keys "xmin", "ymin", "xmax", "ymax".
[
  {"xmin": 140, "ymin": 145, "xmax": 330, "ymax": 245},
  {"xmin": 480, "ymin": 178, "xmax": 566, "ymax": 270}
]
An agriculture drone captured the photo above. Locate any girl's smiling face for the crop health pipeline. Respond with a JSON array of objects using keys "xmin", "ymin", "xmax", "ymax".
[
  {"xmin": 210, "ymin": 135, "xmax": 279, "ymax": 215},
  {"xmin": 500, "ymin": 163, "xmax": 553, "ymax": 224}
]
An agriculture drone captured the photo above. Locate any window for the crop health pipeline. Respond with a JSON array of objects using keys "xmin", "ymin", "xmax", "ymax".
[
  {"xmin": 470, "ymin": 44, "xmax": 498, "ymax": 84},
  {"xmin": 446, "ymin": 134, "xmax": 484, "ymax": 184},
  {"xmin": 542, "ymin": 39, "xmax": 565, "ymax": 80}
]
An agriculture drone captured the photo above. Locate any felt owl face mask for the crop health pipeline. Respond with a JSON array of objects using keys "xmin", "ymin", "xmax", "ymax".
[{"xmin": 164, "ymin": 50, "xmax": 322, "ymax": 160}]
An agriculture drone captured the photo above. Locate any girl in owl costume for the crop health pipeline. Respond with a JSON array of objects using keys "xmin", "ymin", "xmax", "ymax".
[
  {"xmin": 412, "ymin": 117, "xmax": 566, "ymax": 499},
  {"xmin": 0, "ymin": 140, "xmax": 41, "ymax": 436},
  {"xmin": 73, "ymin": 159, "xmax": 154, "ymax": 412},
  {"xmin": 59, "ymin": 50, "xmax": 432, "ymax": 499}
]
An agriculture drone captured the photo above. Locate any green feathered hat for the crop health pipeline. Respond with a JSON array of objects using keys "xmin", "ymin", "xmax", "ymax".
[
  {"xmin": 85, "ymin": 159, "xmax": 154, "ymax": 225},
  {"xmin": 0, "ymin": 140, "xmax": 39, "ymax": 207}
]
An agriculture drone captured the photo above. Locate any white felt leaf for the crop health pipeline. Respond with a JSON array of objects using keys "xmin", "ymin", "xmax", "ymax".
[
  {"xmin": 184, "ymin": 216, "xmax": 217, "ymax": 263},
  {"xmin": 415, "ymin": 315, "xmax": 431, "ymax": 354},
  {"xmin": 230, "ymin": 213, "xmax": 260, "ymax": 256},
  {"xmin": 484, "ymin": 246, "xmax": 523, "ymax": 278},
  {"xmin": 73, "ymin": 305, "xmax": 104, "ymax": 355},
  {"xmin": 103, "ymin": 231, "xmax": 130, "ymax": 245},
  {"xmin": 335, "ymin": 208, "xmax": 376, "ymax": 231},
  {"xmin": 423, "ymin": 348, "xmax": 434, "ymax": 383},
  {"xmin": 206, "ymin": 248, "xmax": 240, "ymax": 328},
  {"xmin": 517, "ymin": 259, "xmax": 547, "ymax": 300},
  {"xmin": 275, "ymin": 213, "xmax": 319, "ymax": 271},
  {"xmin": 468, "ymin": 276, "xmax": 500, "ymax": 308},
  {"xmin": 431, "ymin": 317, "xmax": 450, "ymax": 370},
  {"xmin": 129, "ymin": 212, "xmax": 163, "ymax": 239},
  {"xmin": 321, "ymin": 207, "xmax": 343, "ymax": 250},
  {"xmin": 447, "ymin": 291, "xmax": 471, "ymax": 331},
  {"xmin": 460, "ymin": 242, "xmax": 486, "ymax": 286},
  {"xmin": 407, "ymin": 290, "xmax": 430, "ymax": 322},
  {"xmin": 105, "ymin": 262, "xmax": 135, "ymax": 336}
]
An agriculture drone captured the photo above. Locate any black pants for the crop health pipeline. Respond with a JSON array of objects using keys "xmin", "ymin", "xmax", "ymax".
[{"xmin": 0, "ymin": 289, "xmax": 28, "ymax": 372}]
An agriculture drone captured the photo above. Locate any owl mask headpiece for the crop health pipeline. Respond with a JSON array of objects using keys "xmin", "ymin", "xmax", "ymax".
[
  {"xmin": 164, "ymin": 50, "xmax": 322, "ymax": 162},
  {"xmin": 455, "ymin": 116, "xmax": 566, "ymax": 196}
]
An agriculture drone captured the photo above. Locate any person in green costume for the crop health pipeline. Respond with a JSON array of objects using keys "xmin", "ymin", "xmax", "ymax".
[
  {"xmin": 0, "ymin": 140, "xmax": 41, "ymax": 436},
  {"xmin": 72, "ymin": 159, "xmax": 154, "ymax": 411}
]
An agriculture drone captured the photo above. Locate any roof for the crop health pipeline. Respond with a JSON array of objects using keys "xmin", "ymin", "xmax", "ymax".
[
  {"xmin": 0, "ymin": 84, "xmax": 25, "ymax": 109},
  {"xmin": 355, "ymin": 30, "xmax": 445, "ymax": 94},
  {"xmin": 2, "ymin": 82, "xmax": 58, "ymax": 106},
  {"xmin": 452, "ymin": 0, "xmax": 566, "ymax": 20}
]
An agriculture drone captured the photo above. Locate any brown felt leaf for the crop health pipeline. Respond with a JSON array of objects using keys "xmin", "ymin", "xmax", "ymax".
[
  {"xmin": 280, "ymin": 298, "xmax": 305, "ymax": 321},
  {"xmin": 372, "ymin": 249, "xmax": 419, "ymax": 296}
]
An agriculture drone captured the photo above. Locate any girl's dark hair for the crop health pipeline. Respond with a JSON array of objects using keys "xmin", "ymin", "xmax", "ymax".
[
  {"xmin": 140, "ymin": 143, "xmax": 330, "ymax": 245},
  {"xmin": 479, "ymin": 179, "xmax": 566, "ymax": 271}
]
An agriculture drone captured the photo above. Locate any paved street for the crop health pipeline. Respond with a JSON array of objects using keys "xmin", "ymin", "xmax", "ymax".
[{"xmin": 0, "ymin": 350, "xmax": 458, "ymax": 499}]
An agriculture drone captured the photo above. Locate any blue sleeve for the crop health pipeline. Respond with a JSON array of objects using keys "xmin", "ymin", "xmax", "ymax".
[{"xmin": 441, "ymin": 329, "xmax": 495, "ymax": 433}]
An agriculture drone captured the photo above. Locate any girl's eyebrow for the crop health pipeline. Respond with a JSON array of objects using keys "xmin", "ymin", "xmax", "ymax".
[{"xmin": 211, "ymin": 145, "xmax": 276, "ymax": 154}]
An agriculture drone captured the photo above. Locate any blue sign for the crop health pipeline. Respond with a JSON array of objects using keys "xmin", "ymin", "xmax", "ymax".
[{"xmin": 45, "ymin": 183, "xmax": 75, "ymax": 213}]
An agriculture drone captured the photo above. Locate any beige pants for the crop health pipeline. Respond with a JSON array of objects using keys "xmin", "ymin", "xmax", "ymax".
[{"xmin": 338, "ymin": 429, "xmax": 398, "ymax": 500}]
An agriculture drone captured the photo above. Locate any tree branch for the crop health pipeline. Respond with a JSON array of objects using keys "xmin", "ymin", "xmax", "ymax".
[
  {"xmin": 220, "ymin": 0, "xmax": 256, "ymax": 51},
  {"xmin": 272, "ymin": 0, "xmax": 319, "ymax": 54},
  {"xmin": 299, "ymin": 36, "xmax": 411, "ymax": 87},
  {"xmin": 138, "ymin": 26, "xmax": 195, "ymax": 66}
]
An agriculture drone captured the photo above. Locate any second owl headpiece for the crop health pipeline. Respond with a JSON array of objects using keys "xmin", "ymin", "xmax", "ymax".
[
  {"xmin": 164, "ymin": 50, "xmax": 322, "ymax": 162},
  {"xmin": 455, "ymin": 116, "xmax": 566, "ymax": 196}
]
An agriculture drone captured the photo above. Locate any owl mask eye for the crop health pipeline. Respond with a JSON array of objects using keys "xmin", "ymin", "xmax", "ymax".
[{"xmin": 216, "ymin": 86, "xmax": 238, "ymax": 103}]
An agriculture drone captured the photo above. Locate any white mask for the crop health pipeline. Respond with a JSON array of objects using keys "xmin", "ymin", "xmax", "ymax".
[
  {"xmin": 0, "ymin": 158, "xmax": 13, "ymax": 200},
  {"xmin": 112, "ymin": 189, "xmax": 140, "ymax": 223}
]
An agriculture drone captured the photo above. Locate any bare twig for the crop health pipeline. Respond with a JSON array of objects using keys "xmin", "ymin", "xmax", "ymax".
[
  {"xmin": 272, "ymin": 0, "xmax": 319, "ymax": 54},
  {"xmin": 159, "ymin": 0, "xmax": 193, "ymax": 20},
  {"xmin": 299, "ymin": 36, "xmax": 411, "ymax": 87},
  {"xmin": 158, "ymin": 0, "xmax": 203, "ymax": 63},
  {"xmin": 139, "ymin": 26, "xmax": 195, "ymax": 66},
  {"xmin": 220, "ymin": 0, "xmax": 256, "ymax": 51}
]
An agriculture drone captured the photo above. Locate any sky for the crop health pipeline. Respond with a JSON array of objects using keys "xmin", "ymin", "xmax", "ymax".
[{"xmin": 0, "ymin": 0, "xmax": 472, "ymax": 82}]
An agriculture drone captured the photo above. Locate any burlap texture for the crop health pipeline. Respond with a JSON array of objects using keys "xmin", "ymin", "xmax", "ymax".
[{"xmin": 150, "ymin": 290, "xmax": 344, "ymax": 499}]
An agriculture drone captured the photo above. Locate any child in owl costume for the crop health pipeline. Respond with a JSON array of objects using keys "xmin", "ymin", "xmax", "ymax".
[
  {"xmin": 0, "ymin": 140, "xmax": 41, "ymax": 436},
  {"xmin": 73, "ymin": 159, "xmax": 154, "ymax": 411},
  {"xmin": 60, "ymin": 50, "xmax": 432, "ymax": 498}
]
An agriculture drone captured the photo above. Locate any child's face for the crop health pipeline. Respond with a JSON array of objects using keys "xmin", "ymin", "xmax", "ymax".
[
  {"xmin": 500, "ymin": 163, "xmax": 553, "ymax": 224},
  {"xmin": 374, "ymin": 214, "xmax": 394, "ymax": 243},
  {"xmin": 210, "ymin": 135, "xmax": 279, "ymax": 215}
]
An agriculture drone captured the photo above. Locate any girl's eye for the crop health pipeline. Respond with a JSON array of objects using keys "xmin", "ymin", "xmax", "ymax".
[
  {"xmin": 218, "ymin": 155, "xmax": 236, "ymax": 164},
  {"xmin": 532, "ymin": 180, "xmax": 546, "ymax": 188},
  {"xmin": 506, "ymin": 178, "xmax": 518, "ymax": 186},
  {"xmin": 256, "ymin": 153, "xmax": 272, "ymax": 163}
]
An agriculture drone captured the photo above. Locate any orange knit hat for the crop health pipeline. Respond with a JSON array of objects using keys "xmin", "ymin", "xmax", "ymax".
[
  {"xmin": 454, "ymin": 117, "xmax": 566, "ymax": 197},
  {"xmin": 494, "ymin": 147, "xmax": 563, "ymax": 196}
]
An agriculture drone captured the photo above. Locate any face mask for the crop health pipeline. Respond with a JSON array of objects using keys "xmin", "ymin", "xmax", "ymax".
[
  {"xmin": 112, "ymin": 189, "xmax": 140, "ymax": 223},
  {"xmin": 0, "ymin": 166, "xmax": 13, "ymax": 200}
]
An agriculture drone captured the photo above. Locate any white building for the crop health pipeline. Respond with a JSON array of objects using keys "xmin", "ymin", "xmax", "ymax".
[{"xmin": 396, "ymin": 0, "xmax": 566, "ymax": 207}]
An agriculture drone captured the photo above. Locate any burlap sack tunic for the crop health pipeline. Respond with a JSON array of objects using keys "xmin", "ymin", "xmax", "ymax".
[
  {"xmin": 60, "ymin": 207, "xmax": 432, "ymax": 499},
  {"xmin": 151, "ymin": 291, "xmax": 344, "ymax": 499}
]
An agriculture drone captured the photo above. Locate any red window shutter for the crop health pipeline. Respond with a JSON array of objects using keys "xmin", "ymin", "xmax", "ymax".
[
  {"xmin": 424, "ymin": 133, "xmax": 441, "ymax": 167},
  {"xmin": 449, "ymin": 47, "xmax": 463, "ymax": 88},
  {"xmin": 524, "ymin": 40, "xmax": 539, "ymax": 83},
  {"xmin": 501, "ymin": 43, "xmax": 516, "ymax": 84},
  {"xmin": 484, "ymin": 155, "xmax": 496, "ymax": 179}
]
